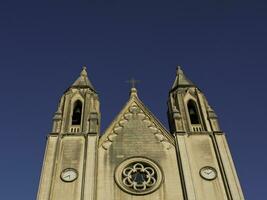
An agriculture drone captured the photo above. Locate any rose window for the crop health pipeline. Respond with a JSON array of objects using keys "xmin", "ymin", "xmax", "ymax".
[
  {"xmin": 122, "ymin": 162, "xmax": 156, "ymax": 191},
  {"xmin": 115, "ymin": 158, "xmax": 162, "ymax": 195}
]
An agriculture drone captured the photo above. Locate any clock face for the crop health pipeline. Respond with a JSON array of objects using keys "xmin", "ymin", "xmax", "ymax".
[
  {"xmin": 200, "ymin": 166, "xmax": 217, "ymax": 180},
  {"xmin": 61, "ymin": 168, "xmax": 78, "ymax": 182}
]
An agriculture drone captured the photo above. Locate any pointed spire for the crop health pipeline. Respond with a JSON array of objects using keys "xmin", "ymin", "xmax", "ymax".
[
  {"xmin": 171, "ymin": 65, "xmax": 195, "ymax": 89},
  {"xmin": 72, "ymin": 65, "xmax": 95, "ymax": 91}
]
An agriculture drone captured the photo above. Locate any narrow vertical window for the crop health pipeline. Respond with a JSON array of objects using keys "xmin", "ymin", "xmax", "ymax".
[
  {"xmin": 187, "ymin": 100, "xmax": 200, "ymax": 124},
  {"xmin": 72, "ymin": 100, "xmax": 82, "ymax": 125}
]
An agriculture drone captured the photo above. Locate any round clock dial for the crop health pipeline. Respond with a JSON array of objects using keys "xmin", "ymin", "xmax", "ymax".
[
  {"xmin": 200, "ymin": 166, "xmax": 217, "ymax": 180},
  {"xmin": 61, "ymin": 168, "xmax": 78, "ymax": 182}
]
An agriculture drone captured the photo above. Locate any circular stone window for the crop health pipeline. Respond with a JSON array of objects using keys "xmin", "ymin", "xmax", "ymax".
[{"xmin": 115, "ymin": 157, "xmax": 163, "ymax": 195}]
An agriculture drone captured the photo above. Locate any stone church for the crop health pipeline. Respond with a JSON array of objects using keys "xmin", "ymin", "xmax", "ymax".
[{"xmin": 37, "ymin": 67, "xmax": 244, "ymax": 200}]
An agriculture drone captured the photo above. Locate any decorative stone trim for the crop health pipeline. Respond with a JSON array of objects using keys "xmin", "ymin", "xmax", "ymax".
[{"xmin": 101, "ymin": 102, "xmax": 172, "ymax": 150}]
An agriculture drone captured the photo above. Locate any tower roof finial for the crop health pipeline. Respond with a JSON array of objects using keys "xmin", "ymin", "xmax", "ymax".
[
  {"xmin": 81, "ymin": 65, "xmax": 88, "ymax": 77},
  {"xmin": 176, "ymin": 65, "xmax": 183, "ymax": 75}
]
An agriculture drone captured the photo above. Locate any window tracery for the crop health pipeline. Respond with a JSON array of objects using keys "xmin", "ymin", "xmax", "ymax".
[{"xmin": 115, "ymin": 157, "xmax": 162, "ymax": 195}]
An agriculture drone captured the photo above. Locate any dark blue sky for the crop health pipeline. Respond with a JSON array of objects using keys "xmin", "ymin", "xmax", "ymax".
[{"xmin": 0, "ymin": 0, "xmax": 266, "ymax": 199}]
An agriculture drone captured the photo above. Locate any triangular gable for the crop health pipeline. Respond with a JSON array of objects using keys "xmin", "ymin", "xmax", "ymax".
[{"xmin": 99, "ymin": 95, "xmax": 175, "ymax": 150}]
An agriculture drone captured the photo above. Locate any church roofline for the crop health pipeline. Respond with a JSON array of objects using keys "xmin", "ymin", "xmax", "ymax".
[{"xmin": 99, "ymin": 88, "xmax": 175, "ymax": 146}]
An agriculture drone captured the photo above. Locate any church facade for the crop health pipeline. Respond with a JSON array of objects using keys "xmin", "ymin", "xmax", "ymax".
[{"xmin": 37, "ymin": 67, "xmax": 244, "ymax": 200}]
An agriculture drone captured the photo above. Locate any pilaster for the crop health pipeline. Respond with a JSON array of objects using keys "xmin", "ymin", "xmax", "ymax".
[
  {"xmin": 36, "ymin": 135, "xmax": 58, "ymax": 200},
  {"xmin": 83, "ymin": 134, "xmax": 98, "ymax": 200}
]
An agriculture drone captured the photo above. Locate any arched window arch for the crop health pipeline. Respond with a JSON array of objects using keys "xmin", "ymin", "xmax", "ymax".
[
  {"xmin": 187, "ymin": 100, "xmax": 200, "ymax": 124},
  {"xmin": 72, "ymin": 100, "xmax": 82, "ymax": 125}
]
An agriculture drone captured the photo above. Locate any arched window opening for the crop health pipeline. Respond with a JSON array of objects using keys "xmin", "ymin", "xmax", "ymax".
[
  {"xmin": 72, "ymin": 100, "xmax": 82, "ymax": 125},
  {"xmin": 187, "ymin": 100, "xmax": 200, "ymax": 124}
]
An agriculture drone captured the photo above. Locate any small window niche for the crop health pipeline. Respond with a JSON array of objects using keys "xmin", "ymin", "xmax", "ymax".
[
  {"xmin": 72, "ymin": 100, "xmax": 83, "ymax": 125},
  {"xmin": 187, "ymin": 100, "xmax": 202, "ymax": 132},
  {"xmin": 187, "ymin": 100, "xmax": 200, "ymax": 124}
]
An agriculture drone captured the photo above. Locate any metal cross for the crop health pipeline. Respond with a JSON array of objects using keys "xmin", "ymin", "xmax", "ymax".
[{"xmin": 126, "ymin": 78, "xmax": 140, "ymax": 88}]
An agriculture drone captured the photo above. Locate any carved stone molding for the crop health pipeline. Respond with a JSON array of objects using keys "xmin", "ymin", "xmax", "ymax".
[{"xmin": 101, "ymin": 102, "xmax": 172, "ymax": 150}]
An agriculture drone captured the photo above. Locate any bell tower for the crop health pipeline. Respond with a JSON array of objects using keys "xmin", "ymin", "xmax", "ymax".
[
  {"xmin": 167, "ymin": 67, "xmax": 244, "ymax": 199},
  {"xmin": 37, "ymin": 66, "xmax": 100, "ymax": 200}
]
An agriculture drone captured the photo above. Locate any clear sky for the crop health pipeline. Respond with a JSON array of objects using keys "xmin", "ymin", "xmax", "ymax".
[{"xmin": 0, "ymin": 0, "xmax": 266, "ymax": 199}]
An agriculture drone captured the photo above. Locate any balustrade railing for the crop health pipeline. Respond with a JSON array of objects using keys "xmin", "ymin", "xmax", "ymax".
[
  {"xmin": 192, "ymin": 124, "xmax": 202, "ymax": 132},
  {"xmin": 70, "ymin": 125, "xmax": 80, "ymax": 133}
]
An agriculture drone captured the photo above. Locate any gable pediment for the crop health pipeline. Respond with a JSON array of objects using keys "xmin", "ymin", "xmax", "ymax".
[{"xmin": 99, "ymin": 96, "xmax": 174, "ymax": 150}]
